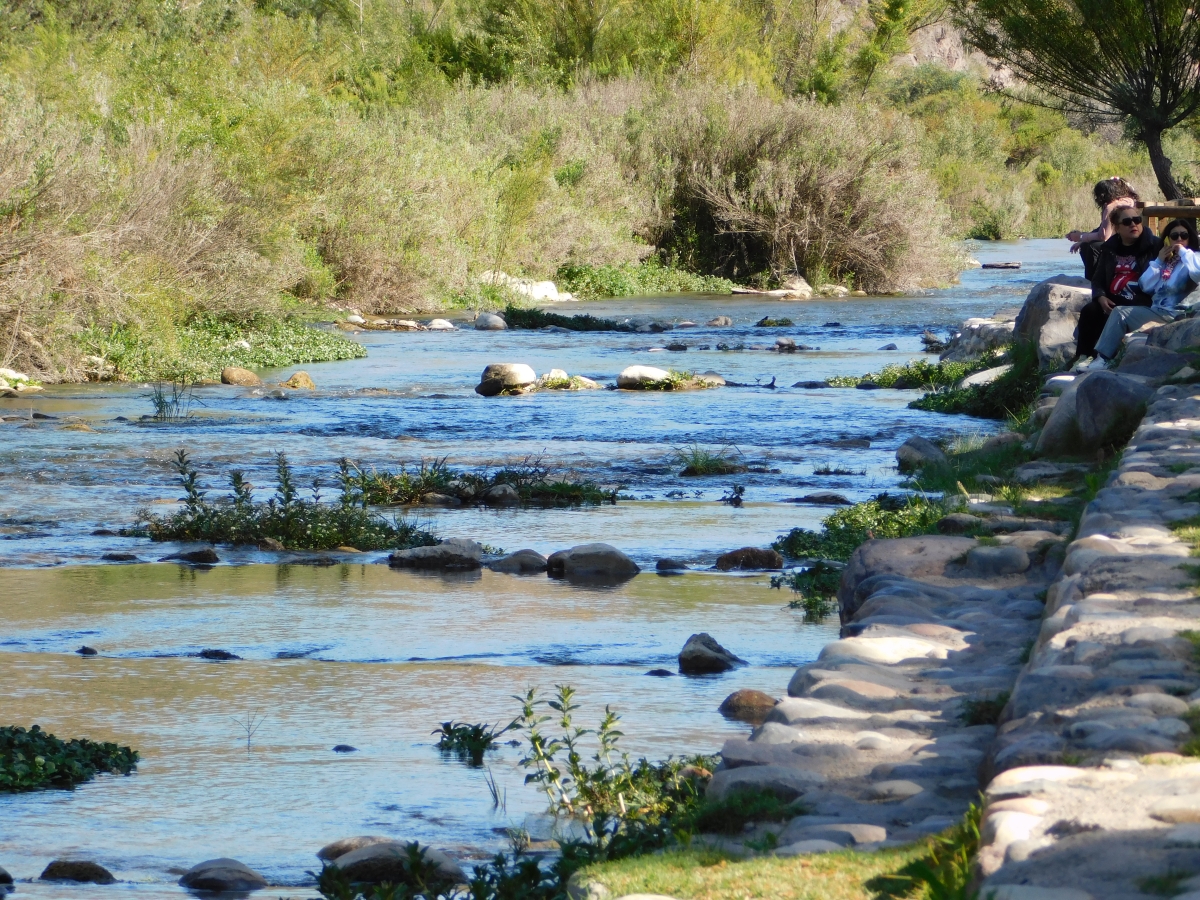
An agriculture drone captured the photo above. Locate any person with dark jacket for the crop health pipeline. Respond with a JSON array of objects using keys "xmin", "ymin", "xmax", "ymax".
[
  {"xmin": 1067, "ymin": 176, "xmax": 1140, "ymax": 281},
  {"xmin": 1075, "ymin": 206, "xmax": 1161, "ymax": 359}
]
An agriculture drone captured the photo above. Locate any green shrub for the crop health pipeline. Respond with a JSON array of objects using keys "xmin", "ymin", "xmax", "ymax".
[
  {"xmin": 770, "ymin": 562, "xmax": 842, "ymax": 621},
  {"xmin": 1, "ymin": 724, "xmax": 138, "ymax": 792},
  {"xmin": 675, "ymin": 444, "xmax": 747, "ymax": 476},
  {"xmin": 909, "ymin": 341, "xmax": 1044, "ymax": 421},
  {"xmin": 690, "ymin": 788, "xmax": 806, "ymax": 836},
  {"xmin": 774, "ymin": 493, "xmax": 946, "ymax": 562},
  {"xmin": 827, "ymin": 356, "xmax": 987, "ymax": 390},
  {"xmin": 556, "ymin": 260, "xmax": 733, "ymax": 299},
  {"xmin": 868, "ymin": 803, "xmax": 982, "ymax": 900},
  {"xmin": 135, "ymin": 450, "xmax": 437, "ymax": 551}
]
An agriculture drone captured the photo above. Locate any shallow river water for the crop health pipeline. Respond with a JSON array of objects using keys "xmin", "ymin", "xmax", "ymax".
[{"xmin": 0, "ymin": 240, "xmax": 1075, "ymax": 896}]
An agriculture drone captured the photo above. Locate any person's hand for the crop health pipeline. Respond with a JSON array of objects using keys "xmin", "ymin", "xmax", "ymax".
[
  {"xmin": 1067, "ymin": 230, "xmax": 1083, "ymax": 242},
  {"xmin": 1099, "ymin": 296, "xmax": 1116, "ymax": 313},
  {"xmin": 1070, "ymin": 242, "xmax": 1083, "ymax": 254},
  {"xmin": 1160, "ymin": 242, "xmax": 1181, "ymax": 263}
]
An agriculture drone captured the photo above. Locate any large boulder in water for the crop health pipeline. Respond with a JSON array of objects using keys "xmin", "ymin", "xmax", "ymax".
[
  {"xmin": 476, "ymin": 363, "xmax": 536, "ymax": 396},
  {"xmin": 488, "ymin": 549, "xmax": 548, "ymax": 574},
  {"xmin": 179, "ymin": 858, "xmax": 268, "ymax": 892},
  {"xmin": 329, "ymin": 840, "xmax": 465, "ymax": 888},
  {"xmin": 617, "ymin": 365, "xmax": 673, "ymax": 389},
  {"xmin": 547, "ymin": 543, "xmax": 639, "ymax": 581},
  {"xmin": 389, "ymin": 539, "xmax": 482, "ymax": 570},
  {"xmin": 896, "ymin": 436, "xmax": 946, "ymax": 471},
  {"xmin": 715, "ymin": 547, "xmax": 782, "ymax": 571},
  {"xmin": 474, "ymin": 312, "xmax": 508, "ymax": 331},
  {"xmin": 221, "ymin": 366, "xmax": 262, "ymax": 387},
  {"xmin": 678, "ymin": 632, "xmax": 745, "ymax": 674},
  {"xmin": 1013, "ymin": 275, "xmax": 1092, "ymax": 368},
  {"xmin": 939, "ymin": 316, "xmax": 1015, "ymax": 362},
  {"xmin": 40, "ymin": 860, "xmax": 116, "ymax": 884}
]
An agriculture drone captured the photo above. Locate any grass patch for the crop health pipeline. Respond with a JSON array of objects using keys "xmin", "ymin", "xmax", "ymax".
[
  {"xmin": 1, "ymin": 724, "xmax": 138, "ymax": 792},
  {"xmin": 676, "ymin": 445, "xmax": 748, "ymax": 476},
  {"xmin": 357, "ymin": 457, "xmax": 617, "ymax": 508},
  {"xmin": 691, "ymin": 788, "xmax": 807, "ymax": 836},
  {"xmin": 502, "ymin": 305, "xmax": 634, "ymax": 332},
  {"xmin": 755, "ymin": 317, "xmax": 794, "ymax": 327},
  {"xmin": 827, "ymin": 355, "xmax": 990, "ymax": 390},
  {"xmin": 814, "ymin": 465, "xmax": 866, "ymax": 476},
  {"xmin": 434, "ymin": 721, "xmax": 514, "ymax": 767},
  {"xmin": 557, "ymin": 261, "xmax": 733, "ymax": 299},
  {"xmin": 771, "ymin": 562, "xmax": 843, "ymax": 622},
  {"xmin": 81, "ymin": 314, "xmax": 366, "ymax": 383},
  {"xmin": 773, "ymin": 493, "xmax": 947, "ymax": 562},
  {"xmin": 1137, "ymin": 870, "xmax": 1196, "ymax": 896},
  {"xmin": 135, "ymin": 450, "xmax": 437, "ymax": 552},
  {"xmin": 960, "ymin": 692, "xmax": 1010, "ymax": 726},
  {"xmin": 867, "ymin": 803, "xmax": 981, "ymax": 900},
  {"xmin": 908, "ymin": 341, "xmax": 1044, "ymax": 421}
]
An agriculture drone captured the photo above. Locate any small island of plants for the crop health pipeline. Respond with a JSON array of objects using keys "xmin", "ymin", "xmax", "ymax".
[{"xmin": 1, "ymin": 725, "xmax": 139, "ymax": 793}]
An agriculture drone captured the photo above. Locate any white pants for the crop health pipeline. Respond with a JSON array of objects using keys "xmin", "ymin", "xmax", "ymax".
[{"xmin": 1095, "ymin": 306, "xmax": 1174, "ymax": 359}]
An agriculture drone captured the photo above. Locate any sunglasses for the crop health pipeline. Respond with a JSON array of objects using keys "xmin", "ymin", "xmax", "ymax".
[
  {"xmin": 1119, "ymin": 215, "xmax": 1143, "ymax": 226},
  {"xmin": 1169, "ymin": 230, "xmax": 1191, "ymax": 241}
]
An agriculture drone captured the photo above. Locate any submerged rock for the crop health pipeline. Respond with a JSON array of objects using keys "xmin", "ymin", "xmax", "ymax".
[
  {"xmin": 707, "ymin": 316, "xmax": 733, "ymax": 327},
  {"xmin": 221, "ymin": 366, "xmax": 262, "ymax": 387},
  {"xmin": 179, "ymin": 858, "xmax": 268, "ymax": 892},
  {"xmin": 76, "ymin": 645, "xmax": 98, "ymax": 656},
  {"xmin": 332, "ymin": 744, "xmax": 358, "ymax": 753},
  {"xmin": 655, "ymin": 558, "xmax": 688, "ymax": 572},
  {"xmin": 714, "ymin": 547, "xmax": 782, "ymax": 571},
  {"xmin": 198, "ymin": 648, "xmax": 241, "ymax": 660},
  {"xmin": 162, "ymin": 547, "xmax": 220, "ymax": 565},
  {"xmin": 718, "ymin": 688, "xmax": 777, "ymax": 723},
  {"xmin": 41, "ymin": 860, "xmax": 115, "ymax": 884},
  {"xmin": 330, "ymin": 840, "xmax": 465, "ymax": 887},
  {"xmin": 678, "ymin": 632, "xmax": 745, "ymax": 674},
  {"xmin": 389, "ymin": 539, "xmax": 483, "ymax": 571},
  {"xmin": 489, "ymin": 549, "xmax": 548, "ymax": 574},
  {"xmin": 547, "ymin": 543, "xmax": 640, "ymax": 581}
]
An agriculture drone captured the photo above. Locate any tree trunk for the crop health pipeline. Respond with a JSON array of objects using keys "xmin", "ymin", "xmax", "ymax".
[{"xmin": 1144, "ymin": 127, "xmax": 1182, "ymax": 200}]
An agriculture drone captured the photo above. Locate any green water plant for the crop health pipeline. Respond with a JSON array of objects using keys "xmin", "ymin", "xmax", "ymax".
[
  {"xmin": 502, "ymin": 305, "xmax": 634, "ymax": 332},
  {"xmin": 434, "ymin": 720, "xmax": 514, "ymax": 767},
  {"xmin": 675, "ymin": 444, "xmax": 747, "ymax": 476},
  {"xmin": 356, "ymin": 456, "xmax": 617, "ymax": 507},
  {"xmin": 135, "ymin": 450, "xmax": 437, "ymax": 551},
  {"xmin": 827, "ymin": 355, "xmax": 989, "ymax": 390},
  {"xmin": 771, "ymin": 562, "xmax": 843, "ymax": 621},
  {"xmin": 774, "ymin": 493, "xmax": 947, "ymax": 562},
  {"xmin": 909, "ymin": 340, "xmax": 1044, "ymax": 421},
  {"xmin": 1, "ymin": 724, "xmax": 138, "ymax": 792}
]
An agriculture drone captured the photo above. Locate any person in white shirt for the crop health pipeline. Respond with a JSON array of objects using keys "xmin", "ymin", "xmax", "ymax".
[{"xmin": 1093, "ymin": 217, "xmax": 1200, "ymax": 363}]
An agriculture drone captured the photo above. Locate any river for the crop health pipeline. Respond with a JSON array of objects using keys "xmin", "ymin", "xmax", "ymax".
[{"xmin": 0, "ymin": 240, "xmax": 1076, "ymax": 897}]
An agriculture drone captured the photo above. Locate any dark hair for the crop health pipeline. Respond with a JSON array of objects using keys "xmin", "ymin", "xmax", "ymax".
[
  {"xmin": 1163, "ymin": 218, "xmax": 1200, "ymax": 251},
  {"xmin": 1094, "ymin": 176, "xmax": 1139, "ymax": 208}
]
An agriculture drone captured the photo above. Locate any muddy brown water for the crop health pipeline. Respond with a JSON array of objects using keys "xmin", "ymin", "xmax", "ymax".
[{"xmin": 0, "ymin": 241, "xmax": 1073, "ymax": 895}]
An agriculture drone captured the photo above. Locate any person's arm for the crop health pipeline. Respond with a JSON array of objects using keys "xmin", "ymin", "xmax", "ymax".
[
  {"xmin": 1140, "ymin": 259, "xmax": 1165, "ymax": 294},
  {"xmin": 1179, "ymin": 246, "xmax": 1200, "ymax": 282}
]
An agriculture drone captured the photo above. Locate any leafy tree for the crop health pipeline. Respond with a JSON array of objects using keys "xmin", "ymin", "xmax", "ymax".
[
  {"xmin": 853, "ymin": 0, "xmax": 948, "ymax": 97},
  {"xmin": 952, "ymin": 0, "xmax": 1200, "ymax": 199}
]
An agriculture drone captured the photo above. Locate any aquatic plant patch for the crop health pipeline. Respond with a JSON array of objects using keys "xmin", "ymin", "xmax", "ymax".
[
  {"xmin": 135, "ymin": 451, "xmax": 436, "ymax": 552},
  {"xmin": 774, "ymin": 493, "xmax": 947, "ymax": 562},
  {"xmin": 1, "ymin": 724, "xmax": 138, "ymax": 792},
  {"xmin": 502, "ymin": 305, "xmax": 634, "ymax": 332},
  {"xmin": 675, "ymin": 444, "xmax": 747, "ymax": 476},
  {"xmin": 357, "ymin": 457, "xmax": 618, "ymax": 507},
  {"xmin": 81, "ymin": 315, "xmax": 365, "ymax": 383},
  {"xmin": 771, "ymin": 562, "xmax": 842, "ymax": 621},
  {"xmin": 434, "ymin": 720, "xmax": 514, "ymax": 767},
  {"xmin": 909, "ymin": 341, "xmax": 1044, "ymax": 421},
  {"xmin": 827, "ymin": 355, "xmax": 989, "ymax": 390}
]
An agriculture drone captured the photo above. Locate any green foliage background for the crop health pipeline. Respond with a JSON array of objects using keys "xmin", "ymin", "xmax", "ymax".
[{"xmin": 0, "ymin": 0, "xmax": 1187, "ymax": 381}]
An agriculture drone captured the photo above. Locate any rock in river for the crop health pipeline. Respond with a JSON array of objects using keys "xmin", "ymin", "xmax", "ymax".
[
  {"xmin": 282, "ymin": 371, "xmax": 316, "ymax": 389},
  {"xmin": 221, "ymin": 366, "xmax": 262, "ymax": 387},
  {"xmin": 318, "ymin": 835, "xmax": 390, "ymax": 861},
  {"xmin": 475, "ymin": 312, "xmax": 507, "ymax": 331},
  {"xmin": 489, "ymin": 549, "xmax": 548, "ymax": 574},
  {"xmin": 330, "ymin": 840, "xmax": 465, "ymax": 888},
  {"xmin": 179, "ymin": 858, "xmax": 268, "ymax": 892},
  {"xmin": 547, "ymin": 543, "xmax": 640, "ymax": 581},
  {"xmin": 718, "ymin": 688, "xmax": 777, "ymax": 723},
  {"xmin": 41, "ymin": 860, "xmax": 116, "ymax": 884},
  {"xmin": 617, "ymin": 365, "xmax": 672, "ymax": 389},
  {"xmin": 0, "ymin": 865, "xmax": 11, "ymax": 887},
  {"xmin": 481, "ymin": 483, "xmax": 520, "ymax": 506},
  {"xmin": 162, "ymin": 547, "xmax": 220, "ymax": 565},
  {"xmin": 896, "ymin": 436, "xmax": 946, "ymax": 471},
  {"xmin": 390, "ymin": 539, "xmax": 483, "ymax": 571},
  {"xmin": 678, "ymin": 632, "xmax": 746, "ymax": 674},
  {"xmin": 714, "ymin": 547, "xmax": 783, "ymax": 571},
  {"xmin": 476, "ymin": 363, "xmax": 537, "ymax": 397}
]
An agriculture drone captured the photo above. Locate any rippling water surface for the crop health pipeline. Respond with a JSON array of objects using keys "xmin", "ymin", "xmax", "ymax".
[{"xmin": 0, "ymin": 240, "xmax": 1074, "ymax": 896}]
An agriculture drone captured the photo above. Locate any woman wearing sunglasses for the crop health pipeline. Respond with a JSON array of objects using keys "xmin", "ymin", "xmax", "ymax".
[
  {"xmin": 1091, "ymin": 218, "xmax": 1200, "ymax": 365},
  {"xmin": 1067, "ymin": 176, "xmax": 1140, "ymax": 281},
  {"xmin": 1076, "ymin": 205, "xmax": 1162, "ymax": 361}
]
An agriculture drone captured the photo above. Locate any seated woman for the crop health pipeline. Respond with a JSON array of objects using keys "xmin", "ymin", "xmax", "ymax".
[
  {"xmin": 1075, "ymin": 204, "xmax": 1161, "ymax": 360},
  {"xmin": 1092, "ymin": 217, "xmax": 1200, "ymax": 364},
  {"xmin": 1067, "ymin": 177, "xmax": 1140, "ymax": 281}
]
